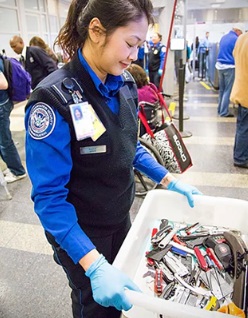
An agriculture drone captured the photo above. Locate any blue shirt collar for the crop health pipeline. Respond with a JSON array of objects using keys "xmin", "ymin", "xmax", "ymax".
[{"xmin": 77, "ymin": 49, "xmax": 124, "ymax": 98}]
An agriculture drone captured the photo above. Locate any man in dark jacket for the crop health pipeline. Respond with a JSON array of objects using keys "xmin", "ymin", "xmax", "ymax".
[{"xmin": 9, "ymin": 35, "xmax": 57, "ymax": 89}]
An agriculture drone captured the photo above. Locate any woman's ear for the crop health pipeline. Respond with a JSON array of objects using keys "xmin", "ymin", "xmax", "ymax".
[{"xmin": 88, "ymin": 18, "xmax": 106, "ymax": 44}]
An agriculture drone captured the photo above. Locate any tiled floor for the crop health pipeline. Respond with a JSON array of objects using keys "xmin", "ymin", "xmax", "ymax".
[{"xmin": 0, "ymin": 79, "xmax": 247, "ymax": 318}]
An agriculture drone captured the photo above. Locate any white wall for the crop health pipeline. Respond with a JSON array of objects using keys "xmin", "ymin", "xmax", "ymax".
[{"xmin": 187, "ymin": 22, "xmax": 248, "ymax": 46}]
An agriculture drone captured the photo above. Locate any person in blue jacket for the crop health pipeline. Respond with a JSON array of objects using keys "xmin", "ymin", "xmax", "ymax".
[
  {"xmin": 132, "ymin": 44, "xmax": 145, "ymax": 68},
  {"xmin": 25, "ymin": 0, "xmax": 202, "ymax": 317},
  {"xmin": 215, "ymin": 27, "xmax": 242, "ymax": 117},
  {"xmin": 147, "ymin": 32, "xmax": 166, "ymax": 89}
]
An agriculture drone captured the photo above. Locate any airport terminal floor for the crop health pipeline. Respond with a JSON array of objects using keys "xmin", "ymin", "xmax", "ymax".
[{"xmin": 0, "ymin": 78, "xmax": 247, "ymax": 317}]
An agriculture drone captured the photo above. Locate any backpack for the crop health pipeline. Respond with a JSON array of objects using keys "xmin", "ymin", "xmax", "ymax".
[{"xmin": 0, "ymin": 55, "xmax": 31, "ymax": 102}]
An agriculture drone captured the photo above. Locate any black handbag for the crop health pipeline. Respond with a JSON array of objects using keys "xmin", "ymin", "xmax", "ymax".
[{"xmin": 138, "ymin": 94, "xmax": 193, "ymax": 174}]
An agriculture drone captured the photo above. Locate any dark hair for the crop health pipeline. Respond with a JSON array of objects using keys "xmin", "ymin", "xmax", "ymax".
[
  {"xmin": 157, "ymin": 32, "xmax": 162, "ymax": 41},
  {"xmin": 127, "ymin": 63, "xmax": 148, "ymax": 88},
  {"xmin": 55, "ymin": 0, "xmax": 154, "ymax": 59},
  {"xmin": 74, "ymin": 106, "xmax": 83, "ymax": 120}
]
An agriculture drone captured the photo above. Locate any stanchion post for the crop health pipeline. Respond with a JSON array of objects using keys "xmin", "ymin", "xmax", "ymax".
[{"xmin": 178, "ymin": 60, "xmax": 192, "ymax": 138}]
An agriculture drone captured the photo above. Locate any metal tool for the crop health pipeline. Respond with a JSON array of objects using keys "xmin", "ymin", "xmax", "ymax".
[
  {"xmin": 151, "ymin": 224, "xmax": 172, "ymax": 244},
  {"xmin": 163, "ymin": 251, "xmax": 189, "ymax": 277}
]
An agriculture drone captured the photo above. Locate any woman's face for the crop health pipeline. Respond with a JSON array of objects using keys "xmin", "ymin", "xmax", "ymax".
[
  {"xmin": 152, "ymin": 33, "xmax": 160, "ymax": 45},
  {"xmin": 84, "ymin": 15, "xmax": 148, "ymax": 82},
  {"xmin": 75, "ymin": 109, "xmax": 82, "ymax": 119}
]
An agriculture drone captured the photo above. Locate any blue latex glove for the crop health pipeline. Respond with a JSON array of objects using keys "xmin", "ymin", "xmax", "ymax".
[
  {"xmin": 158, "ymin": 69, "xmax": 163, "ymax": 76},
  {"xmin": 167, "ymin": 180, "xmax": 202, "ymax": 208},
  {"xmin": 85, "ymin": 254, "xmax": 140, "ymax": 311}
]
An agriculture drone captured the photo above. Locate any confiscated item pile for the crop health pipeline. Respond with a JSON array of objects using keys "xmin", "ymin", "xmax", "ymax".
[{"xmin": 143, "ymin": 219, "xmax": 248, "ymax": 317}]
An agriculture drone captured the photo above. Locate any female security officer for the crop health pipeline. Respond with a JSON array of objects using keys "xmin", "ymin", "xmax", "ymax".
[
  {"xmin": 25, "ymin": 0, "xmax": 202, "ymax": 317},
  {"xmin": 148, "ymin": 32, "xmax": 166, "ymax": 88}
]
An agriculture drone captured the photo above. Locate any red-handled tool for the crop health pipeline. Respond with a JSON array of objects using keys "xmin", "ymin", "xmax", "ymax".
[
  {"xmin": 154, "ymin": 268, "xmax": 163, "ymax": 295},
  {"xmin": 173, "ymin": 234, "xmax": 187, "ymax": 246},
  {"xmin": 151, "ymin": 228, "xmax": 158, "ymax": 238},
  {"xmin": 206, "ymin": 247, "xmax": 224, "ymax": 270},
  {"xmin": 194, "ymin": 247, "xmax": 208, "ymax": 271}
]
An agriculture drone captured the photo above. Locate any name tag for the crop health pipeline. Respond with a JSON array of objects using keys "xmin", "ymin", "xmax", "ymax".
[{"xmin": 80, "ymin": 145, "xmax": 107, "ymax": 155}]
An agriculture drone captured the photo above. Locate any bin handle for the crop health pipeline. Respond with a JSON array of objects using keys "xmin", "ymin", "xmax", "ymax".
[{"xmin": 124, "ymin": 290, "xmax": 235, "ymax": 318}]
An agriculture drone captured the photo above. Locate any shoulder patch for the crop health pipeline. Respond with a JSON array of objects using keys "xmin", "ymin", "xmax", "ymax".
[
  {"xmin": 161, "ymin": 46, "xmax": 166, "ymax": 53},
  {"xmin": 28, "ymin": 102, "xmax": 56, "ymax": 140}
]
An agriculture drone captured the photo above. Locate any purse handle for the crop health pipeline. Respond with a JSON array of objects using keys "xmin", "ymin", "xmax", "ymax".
[
  {"xmin": 148, "ymin": 82, "xmax": 172, "ymax": 121},
  {"xmin": 138, "ymin": 105, "xmax": 155, "ymax": 138},
  {"xmin": 138, "ymin": 85, "xmax": 172, "ymax": 138}
]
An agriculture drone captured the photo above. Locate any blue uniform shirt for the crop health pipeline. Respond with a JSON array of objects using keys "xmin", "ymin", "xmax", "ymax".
[{"xmin": 25, "ymin": 50, "xmax": 168, "ymax": 264}]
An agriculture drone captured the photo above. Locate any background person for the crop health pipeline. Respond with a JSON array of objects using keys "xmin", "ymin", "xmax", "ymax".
[
  {"xmin": 29, "ymin": 36, "xmax": 59, "ymax": 64},
  {"xmin": 147, "ymin": 32, "xmax": 166, "ymax": 89},
  {"xmin": 215, "ymin": 27, "xmax": 242, "ymax": 117},
  {"xmin": 198, "ymin": 31, "xmax": 210, "ymax": 79},
  {"xmin": 190, "ymin": 36, "xmax": 199, "ymax": 70},
  {"xmin": 127, "ymin": 63, "xmax": 159, "ymax": 136},
  {"xmin": 127, "ymin": 63, "xmax": 158, "ymax": 104},
  {"xmin": 9, "ymin": 35, "xmax": 57, "ymax": 89},
  {"xmin": 0, "ymin": 56, "xmax": 26, "ymax": 183},
  {"xmin": 230, "ymin": 32, "xmax": 248, "ymax": 169},
  {"xmin": 132, "ymin": 43, "xmax": 145, "ymax": 68},
  {"xmin": 24, "ymin": 0, "xmax": 202, "ymax": 317}
]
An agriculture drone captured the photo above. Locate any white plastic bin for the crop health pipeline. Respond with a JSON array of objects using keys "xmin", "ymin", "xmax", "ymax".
[{"xmin": 114, "ymin": 190, "xmax": 248, "ymax": 318}]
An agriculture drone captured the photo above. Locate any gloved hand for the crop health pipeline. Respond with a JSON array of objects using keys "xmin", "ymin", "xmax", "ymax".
[
  {"xmin": 85, "ymin": 254, "xmax": 140, "ymax": 311},
  {"xmin": 158, "ymin": 69, "xmax": 163, "ymax": 76},
  {"xmin": 167, "ymin": 180, "xmax": 202, "ymax": 208}
]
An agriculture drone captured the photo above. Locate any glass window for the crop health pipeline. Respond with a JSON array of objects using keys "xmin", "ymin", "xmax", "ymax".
[
  {"xmin": 47, "ymin": 0, "xmax": 57, "ymax": 15},
  {"xmin": 43, "ymin": 34, "xmax": 49, "ymax": 44},
  {"xmin": 0, "ymin": 8, "xmax": 19, "ymax": 33},
  {"xmin": 58, "ymin": 2, "xmax": 69, "ymax": 18},
  {"xmin": 24, "ymin": 0, "xmax": 39, "ymax": 11},
  {"xmin": 38, "ymin": 0, "xmax": 45, "ymax": 11},
  {"xmin": 0, "ymin": 0, "xmax": 16, "ymax": 5},
  {"xmin": 41, "ymin": 14, "xmax": 48, "ymax": 32},
  {"xmin": 1, "ymin": 33, "xmax": 20, "ymax": 58},
  {"xmin": 49, "ymin": 15, "xmax": 58, "ymax": 33},
  {"xmin": 26, "ymin": 14, "xmax": 39, "ymax": 33}
]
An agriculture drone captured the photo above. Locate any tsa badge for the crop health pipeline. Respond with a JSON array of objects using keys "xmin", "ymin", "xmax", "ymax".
[
  {"xmin": 161, "ymin": 46, "xmax": 166, "ymax": 53},
  {"xmin": 28, "ymin": 102, "xmax": 56, "ymax": 140}
]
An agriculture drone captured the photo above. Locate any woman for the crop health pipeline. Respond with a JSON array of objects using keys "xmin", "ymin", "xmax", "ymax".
[
  {"xmin": 127, "ymin": 63, "xmax": 158, "ymax": 104},
  {"xmin": 25, "ymin": 1, "xmax": 201, "ymax": 317},
  {"xmin": 147, "ymin": 32, "xmax": 166, "ymax": 88},
  {"xmin": 127, "ymin": 63, "xmax": 159, "ymax": 135},
  {"xmin": 29, "ymin": 36, "xmax": 58, "ymax": 64}
]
